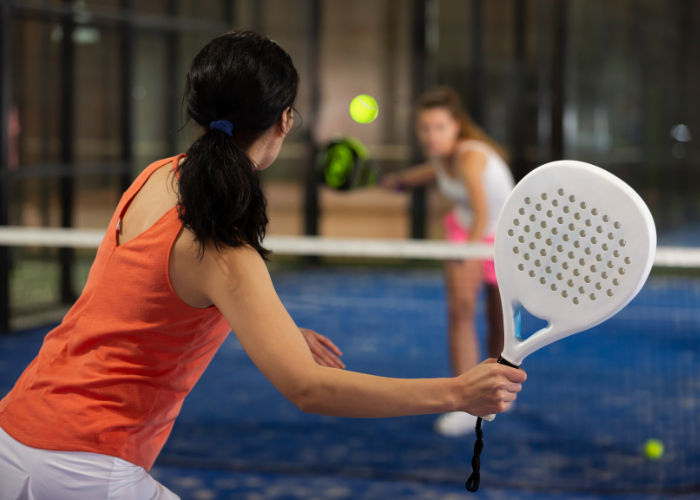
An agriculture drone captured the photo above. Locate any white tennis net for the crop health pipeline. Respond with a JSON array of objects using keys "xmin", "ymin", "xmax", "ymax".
[{"xmin": 0, "ymin": 226, "xmax": 694, "ymax": 266}]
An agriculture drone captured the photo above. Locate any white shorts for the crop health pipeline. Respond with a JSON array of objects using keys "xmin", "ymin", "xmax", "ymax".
[{"xmin": 0, "ymin": 425, "xmax": 180, "ymax": 500}]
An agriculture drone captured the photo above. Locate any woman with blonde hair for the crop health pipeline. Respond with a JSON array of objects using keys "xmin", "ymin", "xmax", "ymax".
[{"xmin": 382, "ymin": 86, "xmax": 515, "ymax": 437}]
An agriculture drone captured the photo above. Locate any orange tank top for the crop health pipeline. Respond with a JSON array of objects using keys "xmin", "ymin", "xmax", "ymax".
[{"xmin": 0, "ymin": 154, "xmax": 231, "ymax": 470}]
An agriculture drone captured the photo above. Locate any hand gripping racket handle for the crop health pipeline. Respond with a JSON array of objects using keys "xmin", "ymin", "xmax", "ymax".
[
  {"xmin": 467, "ymin": 356, "xmax": 522, "ymax": 493},
  {"xmin": 481, "ymin": 355, "xmax": 521, "ymax": 422}
]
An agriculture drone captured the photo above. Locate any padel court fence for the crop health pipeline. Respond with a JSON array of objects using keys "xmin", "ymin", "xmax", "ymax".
[{"xmin": 0, "ymin": 226, "xmax": 698, "ymax": 494}]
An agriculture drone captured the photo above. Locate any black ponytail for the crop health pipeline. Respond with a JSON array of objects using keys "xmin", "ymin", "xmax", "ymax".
[{"xmin": 177, "ymin": 30, "xmax": 299, "ymax": 258}]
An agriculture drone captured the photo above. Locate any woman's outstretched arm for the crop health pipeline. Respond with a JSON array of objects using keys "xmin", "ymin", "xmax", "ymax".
[
  {"xmin": 199, "ymin": 245, "xmax": 526, "ymax": 418},
  {"xmin": 379, "ymin": 162, "xmax": 436, "ymax": 191}
]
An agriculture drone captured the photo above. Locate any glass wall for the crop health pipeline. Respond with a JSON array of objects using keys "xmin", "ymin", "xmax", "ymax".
[
  {"xmin": 6, "ymin": 0, "xmax": 700, "ymax": 241},
  {"xmin": 567, "ymin": 0, "xmax": 700, "ymax": 233}
]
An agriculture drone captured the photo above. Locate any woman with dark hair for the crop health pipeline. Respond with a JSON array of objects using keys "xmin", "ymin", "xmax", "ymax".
[
  {"xmin": 381, "ymin": 87, "xmax": 516, "ymax": 437},
  {"xmin": 0, "ymin": 33, "xmax": 524, "ymax": 499}
]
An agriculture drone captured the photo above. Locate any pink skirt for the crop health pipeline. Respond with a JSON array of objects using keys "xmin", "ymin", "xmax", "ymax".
[{"xmin": 443, "ymin": 211, "xmax": 498, "ymax": 285}]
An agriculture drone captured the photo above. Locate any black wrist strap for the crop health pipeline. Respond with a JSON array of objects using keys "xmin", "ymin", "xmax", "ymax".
[
  {"xmin": 466, "ymin": 355, "xmax": 520, "ymax": 492},
  {"xmin": 465, "ymin": 417, "xmax": 483, "ymax": 492}
]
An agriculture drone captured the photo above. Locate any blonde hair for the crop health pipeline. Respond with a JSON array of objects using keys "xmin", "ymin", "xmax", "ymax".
[{"xmin": 415, "ymin": 86, "xmax": 509, "ymax": 163}]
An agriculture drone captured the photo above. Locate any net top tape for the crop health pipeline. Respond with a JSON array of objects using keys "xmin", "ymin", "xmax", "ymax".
[{"xmin": 0, "ymin": 227, "xmax": 693, "ymax": 267}]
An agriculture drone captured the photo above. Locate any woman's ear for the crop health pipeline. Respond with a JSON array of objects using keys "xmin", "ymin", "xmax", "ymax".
[{"xmin": 277, "ymin": 107, "xmax": 294, "ymax": 138}]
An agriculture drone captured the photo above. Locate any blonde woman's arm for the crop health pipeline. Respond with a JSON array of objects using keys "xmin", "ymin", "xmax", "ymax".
[{"xmin": 379, "ymin": 163, "xmax": 436, "ymax": 191}]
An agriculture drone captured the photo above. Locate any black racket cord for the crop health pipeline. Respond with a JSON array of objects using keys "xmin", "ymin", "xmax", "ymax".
[
  {"xmin": 466, "ymin": 356, "xmax": 520, "ymax": 492},
  {"xmin": 465, "ymin": 416, "xmax": 483, "ymax": 492}
]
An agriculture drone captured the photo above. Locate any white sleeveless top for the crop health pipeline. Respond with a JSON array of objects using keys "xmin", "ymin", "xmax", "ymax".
[{"xmin": 431, "ymin": 139, "xmax": 515, "ymax": 235}]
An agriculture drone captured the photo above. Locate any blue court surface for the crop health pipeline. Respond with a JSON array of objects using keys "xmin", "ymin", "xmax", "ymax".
[{"xmin": 1, "ymin": 266, "xmax": 699, "ymax": 499}]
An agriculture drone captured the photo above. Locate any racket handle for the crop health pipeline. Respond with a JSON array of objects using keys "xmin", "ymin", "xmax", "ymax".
[
  {"xmin": 482, "ymin": 356, "xmax": 522, "ymax": 421},
  {"xmin": 497, "ymin": 355, "xmax": 520, "ymax": 369}
]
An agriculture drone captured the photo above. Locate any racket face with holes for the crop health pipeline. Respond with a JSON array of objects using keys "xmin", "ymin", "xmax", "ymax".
[{"xmin": 495, "ymin": 160, "xmax": 656, "ymax": 366}]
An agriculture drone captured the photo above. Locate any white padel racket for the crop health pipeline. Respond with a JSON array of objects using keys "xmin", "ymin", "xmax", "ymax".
[{"xmin": 466, "ymin": 160, "xmax": 656, "ymax": 492}]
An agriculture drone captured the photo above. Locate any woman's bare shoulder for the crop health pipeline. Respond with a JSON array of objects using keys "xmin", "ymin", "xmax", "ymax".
[
  {"xmin": 456, "ymin": 139, "xmax": 492, "ymax": 156},
  {"xmin": 170, "ymin": 224, "xmax": 267, "ymax": 308},
  {"xmin": 456, "ymin": 141, "xmax": 489, "ymax": 171}
]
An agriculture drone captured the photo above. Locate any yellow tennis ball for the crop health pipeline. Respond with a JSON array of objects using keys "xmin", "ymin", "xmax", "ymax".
[
  {"xmin": 644, "ymin": 439, "xmax": 664, "ymax": 460},
  {"xmin": 349, "ymin": 95, "xmax": 378, "ymax": 124}
]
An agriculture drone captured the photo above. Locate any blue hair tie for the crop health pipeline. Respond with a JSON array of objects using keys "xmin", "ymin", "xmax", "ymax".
[{"xmin": 210, "ymin": 120, "xmax": 233, "ymax": 137}]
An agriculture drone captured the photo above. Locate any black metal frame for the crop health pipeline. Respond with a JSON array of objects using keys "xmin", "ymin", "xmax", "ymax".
[
  {"xmin": 165, "ymin": 0, "xmax": 180, "ymax": 156},
  {"xmin": 0, "ymin": 0, "xmax": 581, "ymax": 332},
  {"xmin": 0, "ymin": 1, "xmax": 231, "ymax": 331},
  {"xmin": 250, "ymin": 0, "xmax": 263, "ymax": 33},
  {"xmin": 470, "ymin": 0, "xmax": 484, "ymax": 126},
  {"xmin": 512, "ymin": 0, "xmax": 527, "ymax": 181},
  {"xmin": 11, "ymin": 1, "xmax": 228, "ymax": 33},
  {"xmin": 59, "ymin": 0, "xmax": 76, "ymax": 304},
  {"xmin": 677, "ymin": 0, "xmax": 693, "ymax": 222},
  {"xmin": 303, "ymin": 0, "xmax": 321, "ymax": 238},
  {"xmin": 120, "ymin": 0, "xmax": 135, "ymax": 194},
  {"xmin": 536, "ymin": 0, "xmax": 552, "ymax": 165},
  {"xmin": 551, "ymin": 0, "xmax": 568, "ymax": 161},
  {"xmin": 0, "ymin": 0, "xmax": 12, "ymax": 332},
  {"xmin": 408, "ymin": 0, "xmax": 430, "ymax": 240}
]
